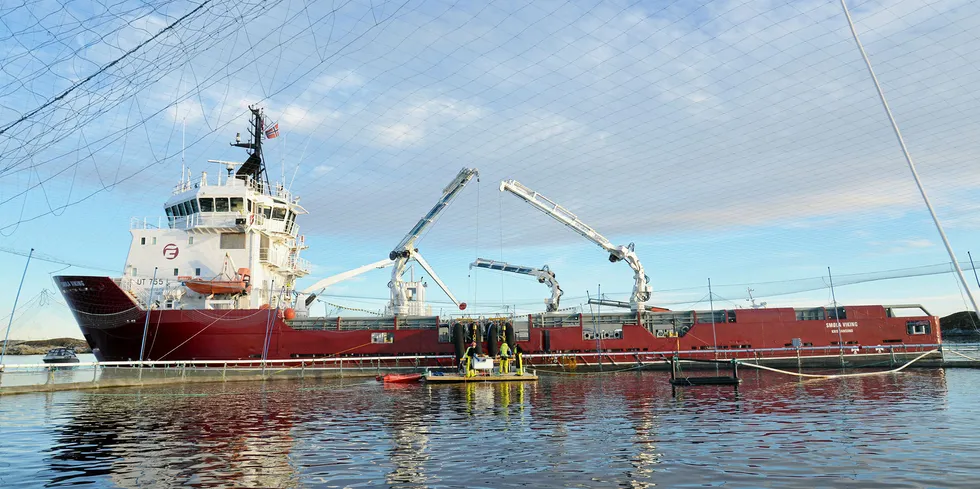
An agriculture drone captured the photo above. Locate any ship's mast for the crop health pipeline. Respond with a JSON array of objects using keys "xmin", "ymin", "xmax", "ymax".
[{"xmin": 230, "ymin": 105, "xmax": 270, "ymax": 192}]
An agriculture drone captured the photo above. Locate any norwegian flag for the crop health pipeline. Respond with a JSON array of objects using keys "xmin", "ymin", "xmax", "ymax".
[{"xmin": 264, "ymin": 122, "xmax": 280, "ymax": 139}]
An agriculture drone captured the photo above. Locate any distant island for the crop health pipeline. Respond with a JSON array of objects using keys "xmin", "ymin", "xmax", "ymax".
[
  {"xmin": 3, "ymin": 338, "xmax": 91, "ymax": 355},
  {"xmin": 940, "ymin": 311, "xmax": 980, "ymax": 341}
]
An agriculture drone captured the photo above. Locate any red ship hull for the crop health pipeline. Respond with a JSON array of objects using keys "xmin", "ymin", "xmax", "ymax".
[{"xmin": 56, "ymin": 275, "xmax": 942, "ymax": 363}]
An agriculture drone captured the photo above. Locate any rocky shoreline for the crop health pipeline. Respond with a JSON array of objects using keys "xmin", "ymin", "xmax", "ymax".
[
  {"xmin": 940, "ymin": 311, "xmax": 980, "ymax": 342},
  {"xmin": 3, "ymin": 338, "xmax": 91, "ymax": 355}
]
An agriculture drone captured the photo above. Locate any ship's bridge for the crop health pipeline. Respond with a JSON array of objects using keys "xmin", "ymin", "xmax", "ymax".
[{"xmin": 161, "ymin": 170, "xmax": 308, "ymax": 237}]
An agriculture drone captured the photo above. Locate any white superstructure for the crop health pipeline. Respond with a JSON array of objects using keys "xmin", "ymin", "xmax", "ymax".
[{"xmin": 120, "ymin": 106, "xmax": 309, "ymax": 311}]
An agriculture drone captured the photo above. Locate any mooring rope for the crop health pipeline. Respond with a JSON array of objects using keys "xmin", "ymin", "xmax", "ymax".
[
  {"xmin": 946, "ymin": 349, "xmax": 980, "ymax": 362},
  {"xmin": 736, "ymin": 349, "xmax": 939, "ymax": 379}
]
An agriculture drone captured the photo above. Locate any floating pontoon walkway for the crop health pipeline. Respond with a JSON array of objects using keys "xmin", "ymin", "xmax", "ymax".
[{"xmin": 424, "ymin": 372, "xmax": 538, "ymax": 383}]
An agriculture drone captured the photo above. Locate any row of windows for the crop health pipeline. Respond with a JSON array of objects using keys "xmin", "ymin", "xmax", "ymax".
[
  {"xmin": 795, "ymin": 307, "xmax": 846, "ymax": 321},
  {"xmin": 685, "ymin": 307, "xmax": 849, "ymax": 325},
  {"xmin": 165, "ymin": 197, "xmax": 297, "ymax": 225},
  {"xmin": 166, "ymin": 197, "xmax": 246, "ymax": 217}
]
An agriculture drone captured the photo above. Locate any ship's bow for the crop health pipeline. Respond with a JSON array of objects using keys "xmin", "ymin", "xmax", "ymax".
[{"xmin": 55, "ymin": 276, "xmax": 146, "ymax": 361}]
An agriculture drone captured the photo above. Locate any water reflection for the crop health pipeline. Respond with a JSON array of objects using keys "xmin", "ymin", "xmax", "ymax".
[
  {"xmin": 4, "ymin": 369, "xmax": 976, "ymax": 488},
  {"xmin": 45, "ymin": 384, "xmax": 300, "ymax": 487},
  {"xmin": 383, "ymin": 383, "xmax": 431, "ymax": 488}
]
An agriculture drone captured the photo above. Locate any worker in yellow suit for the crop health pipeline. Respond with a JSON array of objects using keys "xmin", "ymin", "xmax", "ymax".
[
  {"xmin": 498, "ymin": 341, "xmax": 512, "ymax": 374},
  {"xmin": 462, "ymin": 341, "xmax": 478, "ymax": 378}
]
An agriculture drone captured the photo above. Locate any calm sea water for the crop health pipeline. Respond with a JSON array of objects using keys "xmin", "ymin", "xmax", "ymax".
[{"xmin": 0, "ymin": 368, "xmax": 977, "ymax": 488}]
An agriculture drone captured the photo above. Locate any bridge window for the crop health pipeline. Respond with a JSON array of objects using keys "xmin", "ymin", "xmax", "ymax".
[
  {"xmin": 174, "ymin": 204, "xmax": 185, "ymax": 217},
  {"xmin": 199, "ymin": 198, "xmax": 214, "ymax": 212},
  {"xmin": 214, "ymin": 198, "xmax": 229, "ymax": 212},
  {"xmin": 190, "ymin": 199, "xmax": 199, "ymax": 213},
  {"xmin": 180, "ymin": 201, "xmax": 192, "ymax": 216},
  {"xmin": 272, "ymin": 207, "xmax": 286, "ymax": 220},
  {"xmin": 230, "ymin": 197, "xmax": 244, "ymax": 213},
  {"xmin": 263, "ymin": 207, "xmax": 272, "ymax": 219},
  {"xmin": 165, "ymin": 207, "xmax": 174, "ymax": 218}
]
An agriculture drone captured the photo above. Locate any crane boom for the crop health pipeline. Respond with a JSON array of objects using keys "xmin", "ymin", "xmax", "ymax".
[
  {"xmin": 498, "ymin": 180, "xmax": 615, "ymax": 252},
  {"xmin": 294, "ymin": 258, "xmax": 393, "ymax": 315},
  {"xmin": 471, "ymin": 258, "xmax": 563, "ymax": 312},
  {"xmin": 388, "ymin": 168, "xmax": 479, "ymax": 315},
  {"xmin": 301, "ymin": 259, "xmax": 392, "ymax": 295},
  {"xmin": 499, "ymin": 179, "xmax": 652, "ymax": 311},
  {"xmin": 391, "ymin": 168, "xmax": 479, "ymax": 257}
]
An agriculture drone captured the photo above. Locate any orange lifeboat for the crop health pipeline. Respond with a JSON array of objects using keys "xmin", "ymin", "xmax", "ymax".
[
  {"xmin": 184, "ymin": 265, "xmax": 251, "ymax": 296},
  {"xmin": 184, "ymin": 278, "xmax": 250, "ymax": 295}
]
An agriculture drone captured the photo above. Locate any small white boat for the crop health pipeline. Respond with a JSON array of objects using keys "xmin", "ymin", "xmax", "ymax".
[{"xmin": 42, "ymin": 347, "xmax": 80, "ymax": 364}]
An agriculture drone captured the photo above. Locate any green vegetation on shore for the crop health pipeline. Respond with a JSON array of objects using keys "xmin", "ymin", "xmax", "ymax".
[{"xmin": 3, "ymin": 338, "xmax": 91, "ymax": 355}]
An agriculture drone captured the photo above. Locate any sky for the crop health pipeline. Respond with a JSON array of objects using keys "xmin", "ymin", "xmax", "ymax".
[{"xmin": 2, "ymin": 0, "xmax": 980, "ymax": 339}]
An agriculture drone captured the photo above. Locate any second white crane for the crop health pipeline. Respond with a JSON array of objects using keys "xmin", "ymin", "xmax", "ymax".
[
  {"xmin": 470, "ymin": 258, "xmax": 563, "ymax": 312},
  {"xmin": 388, "ymin": 168, "xmax": 479, "ymax": 315},
  {"xmin": 499, "ymin": 179, "xmax": 652, "ymax": 311}
]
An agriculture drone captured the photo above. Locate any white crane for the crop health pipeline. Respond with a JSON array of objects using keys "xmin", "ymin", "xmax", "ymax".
[
  {"xmin": 294, "ymin": 258, "xmax": 393, "ymax": 317},
  {"xmin": 470, "ymin": 258, "xmax": 563, "ymax": 312},
  {"xmin": 499, "ymin": 179, "xmax": 652, "ymax": 311},
  {"xmin": 388, "ymin": 168, "xmax": 479, "ymax": 316}
]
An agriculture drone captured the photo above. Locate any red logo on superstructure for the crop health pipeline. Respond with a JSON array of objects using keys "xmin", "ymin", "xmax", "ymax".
[{"xmin": 163, "ymin": 244, "xmax": 179, "ymax": 260}]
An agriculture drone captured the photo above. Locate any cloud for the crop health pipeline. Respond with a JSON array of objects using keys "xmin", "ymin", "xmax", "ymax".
[
  {"xmin": 312, "ymin": 70, "xmax": 365, "ymax": 93},
  {"xmin": 311, "ymin": 164, "xmax": 334, "ymax": 178},
  {"xmin": 6, "ymin": 0, "xmax": 980, "ymax": 307},
  {"xmin": 903, "ymin": 239, "xmax": 934, "ymax": 249},
  {"xmin": 865, "ymin": 238, "xmax": 936, "ymax": 255},
  {"xmin": 371, "ymin": 97, "xmax": 484, "ymax": 147}
]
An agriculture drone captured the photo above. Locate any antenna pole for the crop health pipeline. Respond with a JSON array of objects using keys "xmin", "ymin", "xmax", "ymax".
[
  {"xmin": 709, "ymin": 278, "xmax": 717, "ymax": 359},
  {"xmin": 828, "ymin": 266, "xmax": 844, "ymax": 362},
  {"xmin": 595, "ymin": 283, "xmax": 602, "ymax": 371},
  {"xmin": 181, "ymin": 117, "xmax": 186, "ymax": 186},
  {"xmin": 840, "ymin": 0, "xmax": 980, "ymax": 315},
  {"xmin": 139, "ymin": 266, "xmax": 158, "ymax": 364},
  {"xmin": 969, "ymin": 252, "xmax": 980, "ymax": 290},
  {"xmin": 262, "ymin": 279, "xmax": 276, "ymax": 365},
  {"xmin": 1, "ymin": 248, "xmax": 33, "ymax": 366}
]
